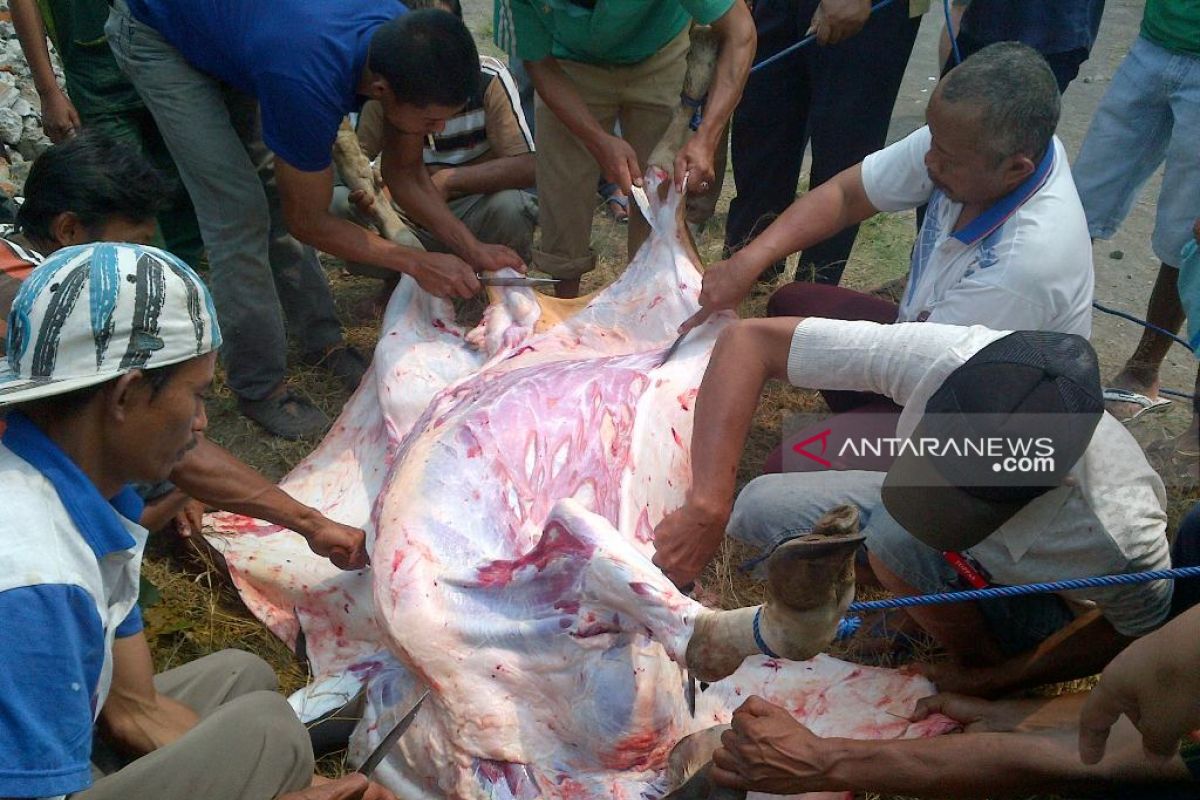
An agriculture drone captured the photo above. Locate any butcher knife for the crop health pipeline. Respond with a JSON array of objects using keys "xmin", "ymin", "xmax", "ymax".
[
  {"xmin": 629, "ymin": 184, "xmax": 654, "ymax": 222},
  {"xmin": 477, "ymin": 276, "xmax": 560, "ymax": 287},
  {"xmin": 356, "ymin": 689, "xmax": 430, "ymax": 778}
]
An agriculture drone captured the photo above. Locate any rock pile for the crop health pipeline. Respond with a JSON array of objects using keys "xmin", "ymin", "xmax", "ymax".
[{"xmin": 0, "ymin": 1, "xmax": 56, "ymax": 196}]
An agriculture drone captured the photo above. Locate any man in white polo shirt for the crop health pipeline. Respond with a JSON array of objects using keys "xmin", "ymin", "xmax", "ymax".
[
  {"xmin": 652, "ymin": 317, "xmax": 1171, "ymax": 696},
  {"xmin": 680, "ymin": 42, "xmax": 1093, "ymax": 340}
]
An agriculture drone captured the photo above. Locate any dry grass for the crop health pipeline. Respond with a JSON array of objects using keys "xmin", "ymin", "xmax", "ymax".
[{"xmin": 141, "ymin": 184, "xmax": 1198, "ymax": 798}]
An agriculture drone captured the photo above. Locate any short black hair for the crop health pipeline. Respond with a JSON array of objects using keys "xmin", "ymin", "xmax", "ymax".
[
  {"xmin": 368, "ymin": 9, "xmax": 478, "ymax": 108},
  {"xmin": 939, "ymin": 42, "xmax": 1061, "ymax": 163},
  {"xmin": 11, "ymin": 360, "xmax": 185, "ymax": 421},
  {"xmin": 16, "ymin": 132, "xmax": 171, "ymax": 242},
  {"xmin": 404, "ymin": 0, "xmax": 463, "ymax": 19}
]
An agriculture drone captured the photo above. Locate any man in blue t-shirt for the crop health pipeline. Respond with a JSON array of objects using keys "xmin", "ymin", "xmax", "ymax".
[{"xmin": 104, "ymin": 3, "xmax": 524, "ymax": 440}]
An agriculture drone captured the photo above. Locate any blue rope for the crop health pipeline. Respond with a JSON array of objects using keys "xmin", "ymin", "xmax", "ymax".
[
  {"xmin": 749, "ymin": 0, "xmax": 902, "ymax": 75},
  {"xmin": 845, "ymin": 565, "xmax": 1200, "ymax": 612},
  {"xmin": 943, "ymin": 0, "xmax": 963, "ymax": 65},
  {"xmin": 753, "ymin": 606, "xmax": 782, "ymax": 657},
  {"xmin": 1092, "ymin": 301, "xmax": 1195, "ymax": 352}
]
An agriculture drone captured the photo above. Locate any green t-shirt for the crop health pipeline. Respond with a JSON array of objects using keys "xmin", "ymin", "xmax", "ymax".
[
  {"xmin": 1141, "ymin": 0, "xmax": 1200, "ymax": 57},
  {"xmin": 504, "ymin": 0, "xmax": 734, "ymax": 65},
  {"xmin": 37, "ymin": 0, "xmax": 142, "ymax": 118}
]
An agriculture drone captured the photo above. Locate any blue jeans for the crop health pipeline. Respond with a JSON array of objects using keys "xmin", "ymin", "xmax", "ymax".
[
  {"xmin": 106, "ymin": 0, "xmax": 344, "ymax": 401},
  {"xmin": 728, "ymin": 470, "xmax": 1074, "ymax": 655},
  {"xmin": 1073, "ymin": 36, "xmax": 1200, "ymax": 267}
]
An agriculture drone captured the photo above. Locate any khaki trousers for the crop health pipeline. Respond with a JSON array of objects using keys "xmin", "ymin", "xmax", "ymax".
[
  {"xmin": 76, "ymin": 650, "xmax": 313, "ymax": 800},
  {"xmin": 533, "ymin": 30, "xmax": 690, "ymax": 281}
]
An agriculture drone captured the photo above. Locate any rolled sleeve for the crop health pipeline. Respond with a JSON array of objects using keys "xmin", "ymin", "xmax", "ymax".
[
  {"xmin": 680, "ymin": 0, "xmax": 736, "ymax": 25},
  {"xmin": 785, "ymin": 318, "xmax": 1008, "ymax": 405},
  {"xmin": 509, "ymin": 0, "xmax": 554, "ymax": 62},
  {"xmin": 861, "ymin": 126, "xmax": 936, "ymax": 213}
]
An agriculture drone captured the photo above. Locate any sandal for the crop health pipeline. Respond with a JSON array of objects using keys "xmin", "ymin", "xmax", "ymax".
[{"xmin": 1102, "ymin": 387, "xmax": 1172, "ymax": 421}]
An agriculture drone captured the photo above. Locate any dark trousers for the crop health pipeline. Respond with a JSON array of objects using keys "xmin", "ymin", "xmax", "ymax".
[
  {"xmin": 763, "ymin": 282, "xmax": 902, "ymax": 473},
  {"xmin": 948, "ymin": 31, "xmax": 1090, "ymax": 92},
  {"xmin": 726, "ymin": 0, "xmax": 921, "ymax": 285}
]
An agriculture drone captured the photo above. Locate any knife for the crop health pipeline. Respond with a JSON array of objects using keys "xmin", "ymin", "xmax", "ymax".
[
  {"xmin": 660, "ymin": 328, "xmax": 690, "ymax": 366},
  {"xmin": 629, "ymin": 184, "xmax": 653, "ymax": 222},
  {"xmin": 477, "ymin": 276, "xmax": 560, "ymax": 287},
  {"xmin": 356, "ymin": 689, "xmax": 430, "ymax": 778}
]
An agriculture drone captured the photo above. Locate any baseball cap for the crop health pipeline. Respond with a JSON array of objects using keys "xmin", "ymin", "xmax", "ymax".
[
  {"xmin": 881, "ymin": 331, "xmax": 1104, "ymax": 551},
  {"xmin": 0, "ymin": 243, "xmax": 222, "ymax": 406}
]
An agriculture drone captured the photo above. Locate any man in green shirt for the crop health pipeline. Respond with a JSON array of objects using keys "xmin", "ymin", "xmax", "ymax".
[
  {"xmin": 1073, "ymin": 0, "xmax": 1199, "ymax": 462},
  {"xmin": 496, "ymin": 0, "xmax": 755, "ymax": 298},
  {"xmin": 10, "ymin": 0, "xmax": 203, "ymax": 268}
]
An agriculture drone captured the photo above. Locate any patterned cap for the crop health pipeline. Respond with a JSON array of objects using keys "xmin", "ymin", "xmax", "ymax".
[{"xmin": 0, "ymin": 243, "xmax": 222, "ymax": 406}]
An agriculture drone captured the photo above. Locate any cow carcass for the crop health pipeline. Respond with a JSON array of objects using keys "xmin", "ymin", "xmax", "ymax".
[{"xmin": 205, "ymin": 172, "xmax": 954, "ymax": 800}]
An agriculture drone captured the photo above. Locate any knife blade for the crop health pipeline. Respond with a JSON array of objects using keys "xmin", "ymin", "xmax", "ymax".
[
  {"xmin": 477, "ymin": 276, "xmax": 560, "ymax": 287},
  {"xmin": 357, "ymin": 689, "xmax": 430, "ymax": 778},
  {"xmin": 629, "ymin": 184, "xmax": 653, "ymax": 222},
  {"xmin": 660, "ymin": 328, "xmax": 690, "ymax": 366}
]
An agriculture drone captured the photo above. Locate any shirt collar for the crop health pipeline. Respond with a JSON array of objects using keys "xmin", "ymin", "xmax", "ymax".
[
  {"xmin": 951, "ymin": 141, "xmax": 1056, "ymax": 246},
  {"xmin": 2, "ymin": 412, "xmax": 144, "ymax": 558}
]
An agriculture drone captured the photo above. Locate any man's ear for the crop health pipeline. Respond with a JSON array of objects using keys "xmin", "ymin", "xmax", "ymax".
[
  {"xmin": 1002, "ymin": 154, "xmax": 1036, "ymax": 190},
  {"xmin": 364, "ymin": 74, "xmax": 392, "ymax": 101},
  {"xmin": 49, "ymin": 212, "xmax": 87, "ymax": 248},
  {"xmin": 106, "ymin": 370, "xmax": 149, "ymax": 424}
]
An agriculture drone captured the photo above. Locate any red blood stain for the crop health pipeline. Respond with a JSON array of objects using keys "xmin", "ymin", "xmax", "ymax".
[{"xmin": 472, "ymin": 522, "xmax": 594, "ymax": 587}]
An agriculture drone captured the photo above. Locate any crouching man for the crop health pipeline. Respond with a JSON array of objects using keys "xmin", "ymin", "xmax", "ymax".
[
  {"xmin": 653, "ymin": 318, "xmax": 1173, "ymax": 697},
  {"xmin": 0, "ymin": 243, "xmax": 392, "ymax": 799}
]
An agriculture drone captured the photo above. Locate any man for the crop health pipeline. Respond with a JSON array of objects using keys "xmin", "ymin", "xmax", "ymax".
[
  {"xmin": 652, "ymin": 318, "xmax": 1172, "ymax": 696},
  {"xmin": 498, "ymin": 0, "xmax": 756, "ymax": 298},
  {"xmin": 683, "ymin": 43, "xmax": 1093, "ymax": 340},
  {"xmin": 341, "ymin": 0, "xmax": 537, "ymax": 305},
  {"xmin": 1, "ymin": 133, "xmax": 370, "ymax": 565},
  {"xmin": 9, "ymin": 0, "xmax": 203, "ymax": 267},
  {"xmin": 724, "ymin": 0, "xmax": 925, "ymax": 286},
  {"xmin": 0, "ymin": 244, "xmax": 393, "ymax": 799},
  {"xmin": 104, "ymin": 5, "xmax": 523, "ymax": 439},
  {"xmin": 1072, "ymin": 0, "xmax": 1199, "ymax": 428}
]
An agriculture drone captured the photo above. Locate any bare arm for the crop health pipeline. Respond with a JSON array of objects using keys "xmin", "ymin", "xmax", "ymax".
[
  {"xmin": 652, "ymin": 318, "xmax": 801, "ymax": 586},
  {"xmin": 680, "ymin": 163, "xmax": 879, "ymax": 331},
  {"xmin": 170, "ymin": 437, "xmax": 369, "ymax": 570},
  {"xmin": 275, "ymin": 159, "xmax": 484, "ymax": 298},
  {"xmin": 673, "ymin": 2, "xmax": 755, "ymax": 189},
  {"xmin": 99, "ymin": 632, "xmax": 199, "ymax": 756},
  {"xmin": 526, "ymin": 57, "xmax": 642, "ymax": 193},
  {"xmin": 431, "ymin": 152, "xmax": 535, "ymax": 198},
  {"xmin": 924, "ymin": 610, "xmax": 1136, "ymax": 698},
  {"xmin": 10, "ymin": 0, "xmax": 79, "ymax": 141},
  {"xmin": 711, "ymin": 694, "xmax": 1191, "ymax": 798},
  {"xmin": 382, "ymin": 127, "xmax": 524, "ymax": 274}
]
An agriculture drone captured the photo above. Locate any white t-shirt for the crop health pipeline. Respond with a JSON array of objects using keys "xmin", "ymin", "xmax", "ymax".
[
  {"xmin": 861, "ymin": 127, "xmax": 1094, "ymax": 337},
  {"xmin": 786, "ymin": 318, "xmax": 1172, "ymax": 638}
]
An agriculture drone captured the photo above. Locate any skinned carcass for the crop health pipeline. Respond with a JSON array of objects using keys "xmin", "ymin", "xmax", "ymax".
[{"xmin": 205, "ymin": 173, "xmax": 955, "ymax": 800}]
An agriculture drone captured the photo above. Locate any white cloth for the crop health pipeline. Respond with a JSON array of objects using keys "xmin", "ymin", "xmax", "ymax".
[
  {"xmin": 861, "ymin": 127, "xmax": 1095, "ymax": 337},
  {"xmin": 786, "ymin": 318, "xmax": 1172, "ymax": 637}
]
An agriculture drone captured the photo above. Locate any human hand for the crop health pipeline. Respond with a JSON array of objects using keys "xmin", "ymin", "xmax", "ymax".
[
  {"xmin": 429, "ymin": 167, "xmax": 456, "ymax": 201},
  {"xmin": 910, "ymin": 692, "xmax": 1011, "ymax": 733},
  {"xmin": 40, "ymin": 89, "xmax": 81, "ymax": 143},
  {"xmin": 303, "ymin": 516, "xmax": 370, "ymax": 571},
  {"xmin": 408, "ymin": 251, "xmax": 481, "ymax": 298},
  {"xmin": 711, "ymin": 696, "xmax": 829, "ymax": 794},
  {"xmin": 651, "ymin": 499, "xmax": 729, "ymax": 589},
  {"xmin": 1078, "ymin": 610, "xmax": 1200, "ymax": 764},
  {"xmin": 591, "ymin": 132, "xmax": 642, "ymax": 195},
  {"xmin": 468, "ymin": 241, "xmax": 527, "ymax": 274},
  {"xmin": 809, "ymin": 0, "xmax": 871, "ymax": 45},
  {"xmin": 676, "ymin": 254, "xmax": 759, "ymax": 334},
  {"xmin": 673, "ymin": 138, "xmax": 715, "ymax": 194},
  {"xmin": 172, "ymin": 499, "xmax": 207, "ymax": 538},
  {"xmin": 278, "ymin": 774, "xmax": 398, "ymax": 800},
  {"xmin": 348, "ymin": 188, "xmax": 376, "ymax": 217},
  {"xmin": 912, "ymin": 660, "xmax": 1004, "ymax": 699}
]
